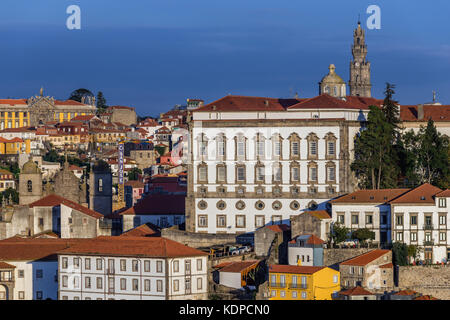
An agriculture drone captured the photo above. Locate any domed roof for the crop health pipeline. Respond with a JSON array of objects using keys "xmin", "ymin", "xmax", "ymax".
[
  {"xmin": 22, "ymin": 159, "xmax": 41, "ymax": 174},
  {"xmin": 320, "ymin": 64, "xmax": 345, "ymax": 84}
]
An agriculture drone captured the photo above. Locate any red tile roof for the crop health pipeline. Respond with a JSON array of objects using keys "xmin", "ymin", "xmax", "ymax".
[
  {"xmin": 265, "ymin": 224, "xmax": 290, "ymax": 233},
  {"xmin": 125, "ymin": 180, "xmax": 145, "ymax": 188},
  {"xmin": 289, "ymin": 234, "xmax": 325, "ymax": 245},
  {"xmin": 303, "ymin": 210, "xmax": 331, "ymax": 220},
  {"xmin": 120, "ymin": 223, "xmax": 161, "ymax": 237},
  {"xmin": 400, "ymin": 104, "xmax": 450, "ymax": 122},
  {"xmin": 269, "ymin": 264, "xmax": 325, "ymax": 275},
  {"xmin": 389, "ymin": 183, "xmax": 443, "ymax": 204},
  {"xmin": 196, "ymin": 95, "xmax": 304, "ymax": 112},
  {"xmin": 120, "ymin": 194, "xmax": 185, "ymax": 215},
  {"xmin": 217, "ymin": 260, "xmax": 260, "ymax": 273},
  {"xmin": 28, "ymin": 194, "xmax": 103, "ymax": 219},
  {"xmin": 0, "ymin": 99, "xmax": 27, "ymax": 105},
  {"xmin": 57, "ymin": 236, "xmax": 207, "ymax": 258},
  {"xmin": 379, "ymin": 263, "xmax": 393, "ymax": 268},
  {"xmin": 330, "ymin": 189, "xmax": 410, "ymax": 204},
  {"xmin": 414, "ymin": 295, "xmax": 439, "ymax": 300},
  {"xmin": 436, "ymin": 189, "xmax": 450, "ymax": 197},
  {"xmin": 394, "ymin": 289, "xmax": 418, "ymax": 296},
  {"xmin": 0, "ymin": 261, "xmax": 16, "ymax": 269},
  {"xmin": 340, "ymin": 249, "xmax": 391, "ymax": 266},
  {"xmin": 55, "ymin": 99, "xmax": 87, "ymax": 106},
  {"xmin": 288, "ymin": 94, "xmax": 382, "ymax": 110},
  {"xmin": 339, "ymin": 286, "xmax": 375, "ymax": 296},
  {"xmin": 71, "ymin": 115, "xmax": 96, "ymax": 122}
]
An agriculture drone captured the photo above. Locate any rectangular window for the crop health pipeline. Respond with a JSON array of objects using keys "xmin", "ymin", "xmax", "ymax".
[
  {"xmin": 74, "ymin": 276, "xmax": 80, "ymax": 289},
  {"xmin": 120, "ymin": 259, "xmax": 126, "ymax": 272},
  {"xmin": 62, "ymin": 257, "xmax": 68, "ymax": 269},
  {"xmin": 291, "ymin": 142, "xmax": 299, "ymax": 156},
  {"xmin": 438, "ymin": 198, "xmax": 447, "ymax": 208},
  {"xmin": 197, "ymin": 277, "xmax": 203, "ymax": 290},
  {"xmin": 338, "ymin": 214, "xmax": 345, "ymax": 224},
  {"xmin": 120, "ymin": 278, "xmax": 126, "ymax": 290},
  {"xmin": 198, "ymin": 166, "xmax": 207, "ymax": 182},
  {"xmin": 237, "ymin": 141, "xmax": 245, "ymax": 157},
  {"xmin": 440, "ymin": 232, "xmax": 446, "ymax": 241},
  {"xmin": 410, "ymin": 232, "xmax": 417, "ymax": 242},
  {"xmin": 237, "ymin": 167, "xmax": 245, "ymax": 182},
  {"xmin": 273, "ymin": 166, "xmax": 281, "ymax": 182},
  {"xmin": 410, "ymin": 215, "xmax": 417, "ymax": 225},
  {"xmin": 144, "ymin": 279, "xmax": 151, "ymax": 291},
  {"xmin": 36, "ymin": 269, "xmax": 43, "ymax": 278},
  {"xmin": 132, "ymin": 260, "xmax": 139, "ymax": 272},
  {"xmin": 73, "ymin": 258, "xmax": 80, "ymax": 268},
  {"xmin": 173, "ymin": 279, "xmax": 179, "ymax": 292},
  {"xmin": 310, "ymin": 167, "xmax": 317, "ymax": 181},
  {"xmin": 309, "ymin": 141, "xmax": 317, "ymax": 156},
  {"xmin": 217, "ymin": 215, "xmax": 226, "ymax": 228},
  {"xmin": 197, "ymin": 259, "xmax": 203, "ymax": 271},
  {"xmin": 274, "ymin": 141, "xmax": 281, "ymax": 156},
  {"xmin": 291, "ymin": 167, "xmax": 299, "ymax": 181},
  {"xmin": 257, "ymin": 141, "xmax": 265, "ymax": 157},
  {"xmin": 36, "ymin": 291, "xmax": 42, "ymax": 300},
  {"xmin": 256, "ymin": 166, "xmax": 265, "ymax": 182},
  {"xmin": 425, "ymin": 232, "xmax": 432, "ymax": 242},
  {"xmin": 144, "ymin": 260, "xmax": 150, "ymax": 272},
  {"xmin": 255, "ymin": 215, "xmax": 265, "ymax": 228},
  {"xmin": 366, "ymin": 214, "xmax": 373, "ymax": 225},
  {"xmin": 218, "ymin": 141, "xmax": 225, "ymax": 156},
  {"xmin": 351, "ymin": 214, "xmax": 359, "ymax": 225},
  {"xmin": 328, "ymin": 141, "xmax": 335, "ymax": 156},
  {"xmin": 157, "ymin": 280, "xmax": 163, "ymax": 292},
  {"xmin": 85, "ymin": 258, "xmax": 91, "ymax": 270},
  {"xmin": 439, "ymin": 215, "xmax": 447, "ymax": 225},
  {"xmin": 132, "ymin": 279, "xmax": 139, "ymax": 291},
  {"xmin": 327, "ymin": 166, "xmax": 335, "ymax": 181},
  {"xmin": 396, "ymin": 215, "xmax": 403, "ymax": 226},
  {"xmin": 199, "ymin": 141, "xmax": 207, "ymax": 156},
  {"xmin": 62, "ymin": 275, "xmax": 68, "ymax": 288},
  {"xmin": 96, "ymin": 259, "xmax": 102, "ymax": 270},
  {"xmin": 85, "ymin": 276, "xmax": 91, "ymax": 289},
  {"xmin": 198, "ymin": 215, "xmax": 208, "ymax": 227},
  {"xmin": 157, "ymin": 261, "xmax": 163, "ymax": 273},
  {"xmin": 217, "ymin": 166, "xmax": 226, "ymax": 182},
  {"xmin": 396, "ymin": 232, "xmax": 403, "ymax": 242},
  {"xmin": 333, "ymin": 275, "xmax": 338, "ymax": 283},
  {"xmin": 173, "ymin": 260, "xmax": 179, "ymax": 273},
  {"xmin": 236, "ymin": 215, "xmax": 246, "ymax": 228},
  {"xmin": 97, "ymin": 277, "xmax": 103, "ymax": 289},
  {"xmin": 292, "ymin": 291, "xmax": 297, "ymax": 298}
]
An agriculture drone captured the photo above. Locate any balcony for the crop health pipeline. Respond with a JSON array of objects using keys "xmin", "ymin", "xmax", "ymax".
[
  {"xmin": 106, "ymin": 268, "xmax": 115, "ymax": 275},
  {"xmin": 289, "ymin": 283, "xmax": 308, "ymax": 289},
  {"xmin": 270, "ymin": 283, "xmax": 287, "ymax": 289},
  {"xmin": 423, "ymin": 225, "xmax": 434, "ymax": 230},
  {"xmin": 423, "ymin": 240, "xmax": 434, "ymax": 246}
]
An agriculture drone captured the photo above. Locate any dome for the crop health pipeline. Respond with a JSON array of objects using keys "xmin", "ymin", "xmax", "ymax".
[
  {"xmin": 22, "ymin": 159, "xmax": 41, "ymax": 174},
  {"xmin": 320, "ymin": 64, "xmax": 345, "ymax": 84}
]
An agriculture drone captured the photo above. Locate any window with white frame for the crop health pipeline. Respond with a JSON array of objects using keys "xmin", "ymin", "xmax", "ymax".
[
  {"xmin": 197, "ymin": 277, "xmax": 203, "ymax": 290},
  {"xmin": 198, "ymin": 165, "xmax": 207, "ymax": 182},
  {"xmin": 217, "ymin": 165, "xmax": 226, "ymax": 182},
  {"xmin": 236, "ymin": 215, "xmax": 246, "ymax": 228},
  {"xmin": 197, "ymin": 259, "xmax": 203, "ymax": 271},
  {"xmin": 438, "ymin": 198, "xmax": 447, "ymax": 208},
  {"xmin": 144, "ymin": 279, "xmax": 151, "ymax": 291},
  {"xmin": 273, "ymin": 165, "xmax": 281, "ymax": 182},
  {"xmin": 256, "ymin": 165, "xmax": 265, "ymax": 182},
  {"xmin": 236, "ymin": 166, "xmax": 245, "ymax": 182},
  {"xmin": 237, "ymin": 141, "xmax": 245, "ymax": 157},
  {"xmin": 327, "ymin": 166, "xmax": 336, "ymax": 181},
  {"xmin": 410, "ymin": 232, "xmax": 417, "ymax": 242}
]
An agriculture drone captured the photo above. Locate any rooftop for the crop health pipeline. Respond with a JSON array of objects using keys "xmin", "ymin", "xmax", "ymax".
[
  {"xmin": 330, "ymin": 189, "xmax": 410, "ymax": 204},
  {"xmin": 340, "ymin": 249, "xmax": 391, "ymax": 266},
  {"xmin": 339, "ymin": 286, "xmax": 375, "ymax": 296},
  {"xmin": 389, "ymin": 183, "xmax": 443, "ymax": 204}
]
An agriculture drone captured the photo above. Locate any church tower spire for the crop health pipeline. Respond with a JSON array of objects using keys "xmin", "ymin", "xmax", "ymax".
[{"xmin": 349, "ymin": 21, "xmax": 372, "ymax": 97}]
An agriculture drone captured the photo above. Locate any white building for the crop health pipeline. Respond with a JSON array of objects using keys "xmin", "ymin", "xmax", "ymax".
[
  {"xmin": 57, "ymin": 236, "xmax": 208, "ymax": 300},
  {"xmin": 0, "ymin": 237, "xmax": 90, "ymax": 300},
  {"xmin": 186, "ymin": 93, "xmax": 384, "ymax": 234},
  {"xmin": 330, "ymin": 189, "xmax": 410, "ymax": 245},
  {"xmin": 390, "ymin": 184, "xmax": 450, "ymax": 263}
]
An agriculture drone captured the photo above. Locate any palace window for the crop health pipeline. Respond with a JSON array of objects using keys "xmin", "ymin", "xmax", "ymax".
[
  {"xmin": 198, "ymin": 163, "xmax": 208, "ymax": 183},
  {"xmin": 308, "ymin": 163, "xmax": 318, "ymax": 183},
  {"xmin": 216, "ymin": 165, "xmax": 226, "ymax": 183},
  {"xmin": 273, "ymin": 163, "xmax": 282, "ymax": 183},
  {"xmin": 291, "ymin": 165, "xmax": 300, "ymax": 182},
  {"xmin": 198, "ymin": 215, "xmax": 208, "ymax": 228},
  {"xmin": 236, "ymin": 165, "xmax": 246, "ymax": 183},
  {"xmin": 217, "ymin": 215, "xmax": 226, "ymax": 228},
  {"xmin": 236, "ymin": 215, "xmax": 246, "ymax": 228},
  {"xmin": 255, "ymin": 215, "xmax": 265, "ymax": 228}
]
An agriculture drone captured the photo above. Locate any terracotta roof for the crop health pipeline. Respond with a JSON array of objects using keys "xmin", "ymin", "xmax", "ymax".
[
  {"xmin": 394, "ymin": 289, "xmax": 418, "ymax": 296},
  {"xmin": 289, "ymin": 234, "xmax": 325, "ymax": 245},
  {"xmin": 196, "ymin": 95, "xmax": 304, "ymax": 112},
  {"xmin": 265, "ymin": 224, "xmax": 290, "ymax": 233},
  {"xmin": 0, "ymin": 168, "xmax": 13, "ymax": 175},
  {"xmin": 71, "ymin": 115, "xmax": 96, "ymax": 122},
  {"xmin": 28, "ymin": 194, "xmax": 103, "ymax": 219},
  {"xmin": 379, "ymin": 263, "xmax": 393, "ymax": 268},
  {"xmin": 436, "ymin": 189, "xmax": 450, "ymax": 197},
  {"xmin": 389, "ymin": 183, "xmax": 443, "ymax": 204},
  {"xmin": 0, "ymin": 99, "xmax": 27, "ymax": 105},
  {"xmin": 303, "ymin": 210, "xmax": 331, "ymax": 220},
  {"xmin": 330, "ymin": 189, "xmax": 410, "ymax": 204},
  {"xmin": 414, "ymin": 295, "xmax": 439, "ymax": 300},
  {"xmin": 400, "ymin": 104, "xmax": 450, "ymax": 122},
  {"xmin": 54, "ymin": 99, "xmax": 87, "ymax": 106},
  {"xmin": 217, "ymin": 260, "xmax": 260, "ymax": 273},
  {"xmin": 0, "ymin": 126, "xmax": 35, "ymax": 133},
  {"xmin": 288, "ymin": 94, "xmax": 381, "ymax": 110},
  {"xmin": 340, "ymin": 249, "xmax": 391, "ymax": 266},
  {"xmin": 125, "ymin": 180, "xmax": 145, "ymax": 188},
  {"xmin": 0, "ymin": 137, "xmax": 24, "ymax": 143},
  {"xmin": 339, "ymin": 286, "xmax": 375, "ymax": 296},
  {"xmin": 269, "ymin": 264, "xmax": 325, "ymax": 275},
  {"xmin": 0, "ymin": 238, "xmax": 91, "ymax": 261},
  {"xmin": 69, "ymin": 165, "xmax": 83, "ymax": 171},
  {"xmin": 0, "ymin": 261, "xmax": 16, "ymax": 269},
  {"xmin": 120, "ymin": 194, "xmax": 185, "ymax": 215},
  {"xmin": 120, "ymin": 223, "xmax": 160, "ymax": 237},
  {"xmin": 57, "ymin": 236, "xmax": 207, "ymax": 258}
]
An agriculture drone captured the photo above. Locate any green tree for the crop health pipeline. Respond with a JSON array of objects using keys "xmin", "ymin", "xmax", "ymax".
[
  {"xmin": 381, "ymin": 83, "xmax": 400, "ymax": 129},
  {"xmin": 351, "ymin": 105, "xmax": 395, "ymax": 189},
  {"xmin": 351, "ymin": 228, "xmax": 375, "ymax": 244},
  {"xmin": 155, "ymin": 145, "xmax": 166, "ymax": 157},
  {"xmin": 392, "ymin": 242, "xmax": 408, "ymax": 266},
  {"xmin": 416, "ymin": 119, "xmax": 449, "ymax": 187},
  {"xmin": 96, "ymin": 91, "xmax": 108, "ymax": 112},
  {"xmin": 407, "ymin": 245, "xmax": 422, "ymax": 264},
  {"xmin": 331, "ymin": 223, "xmax": 349, "ymax": 246},
  {"xmin": 128, "ymin": 167, "xmax": 142, "ymax": 181},
  {"xmin": 43, "ymin": 150, "xmax": 59, "ymax": 163},
  {"xmin": 69, "ymin": 88, "xmax": 94, "ymax": 103}
]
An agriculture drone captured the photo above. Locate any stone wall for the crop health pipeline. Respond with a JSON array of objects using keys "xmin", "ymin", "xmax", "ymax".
[
  {"xmin": 323, "ymin": 248, "xmax": 372, "ymax": 267},
  {"xmin": 161, "ymin": 228, "xmax": 238, "ymax": 248},
  {"xmin": 398, "ymin": 265, "xmax": 450, "ymax": 300}
]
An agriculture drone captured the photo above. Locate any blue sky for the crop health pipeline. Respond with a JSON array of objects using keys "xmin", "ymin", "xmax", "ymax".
[{"xmin": 0, "ymin": 0, "xmax": 449, "ymax": 116}]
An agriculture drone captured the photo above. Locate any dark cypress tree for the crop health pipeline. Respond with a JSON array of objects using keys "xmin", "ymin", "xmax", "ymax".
[{"xmin": 96, "ymin": 91, "xmax": 107, "ymax": 110}]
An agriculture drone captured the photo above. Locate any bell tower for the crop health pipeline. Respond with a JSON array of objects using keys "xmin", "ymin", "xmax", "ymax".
[{"xmin": 349, "ymin": 21, "xmax": 372, "ymax": 97}]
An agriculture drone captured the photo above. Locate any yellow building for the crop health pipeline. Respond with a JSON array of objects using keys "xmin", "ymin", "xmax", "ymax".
[
  {"xmin": 0, "ymin": 168, "xmax": 15, "ymax": 192},
  {"xmin": 0, "ymin": 137, "xmax": 30, "ymax": 155},
  {"xmin": 269, "ymin": 265, "xmax": 340, "ymax": 300}
]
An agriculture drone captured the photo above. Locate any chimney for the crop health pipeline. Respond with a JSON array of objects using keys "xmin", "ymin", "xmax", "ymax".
[
  {"xmin": 418, "ymin": 104, "xmax": 424, "ymax": 120},
  {"xmin": 264, "ymin": 100, "xmax": 269, "ymax": 107},
  {"xmin": 212, "ymin": 105, "xmax": 217, "ymax": 111}
]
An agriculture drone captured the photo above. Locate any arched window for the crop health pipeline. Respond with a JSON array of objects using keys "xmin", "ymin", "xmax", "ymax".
[
  {"xmin": 98, "ymin": 179, "xmax": 103, "ymax": 192},
  {"xmin": 27, "ymin": 180, "xmax": 32, "ymax": 192}
]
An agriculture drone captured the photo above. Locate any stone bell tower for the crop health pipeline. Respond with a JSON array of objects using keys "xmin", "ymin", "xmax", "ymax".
[{"xmin": 349, "ymin": 21, "xmax": 372, "ymax": 97}]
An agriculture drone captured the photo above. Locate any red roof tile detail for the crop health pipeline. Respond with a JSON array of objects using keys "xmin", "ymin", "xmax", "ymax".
[
  {"xmin": 269, "ymin": 264, "xmax": 325, "ymax": 274},
  {"xmin": 394, "ymin": 289, "xmax": 418, "ymax": 296},
  {"xmin": 196, "ymin": 95, "xmax": 304, "ymax": 112},
  {"xmin": 0, "ymin": 261, "xmax": 16, "ymax": 269},
  {"xmin": 436, "ymin": 189, "xmax": 450, "ymax": 197},
  {"xmin": 400, "ymin": 105, "xmax": 450, "ymax": 122},
  {"xmin": 303, "ymin": 210, "xmax": 331, "ymax": 220},
  {"xmin": 58, "ymin": 236, "xmax": 207, "ymax": 258},
  {"xmin": 265, "ymin": 224, "xmax": 290, "ymax": 233},
  {"xmin": 330, "ymin": 189, "xmax": 410, "ymax": 204},
  {"xmin": 120, "ymin": 223, "xmax": 161, "ymax": 237},
  {"xmin": 339, "ymin": 286, "xmax": 374, "ymax": 296},
  {"xmin": 217, "ymin": 260, "xmax": 260, "ymax": 273},
  {"xmin": 340, "ymin": 249, "xmax": 391, "ymax": 266},
  {"xmin": 28, "ymin": 194, "xmax": 103, "ymax": 219},
  {"xmin": 389, "ymin": 183, "xmax": 443, "ymax": 204},
  {"xmin": 379, "ymin": 263, "xmax": 393, "ymax": 268},
  {"xmin": 414, "ymin": 295, "xmax": 439, "ymax": 300}
]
